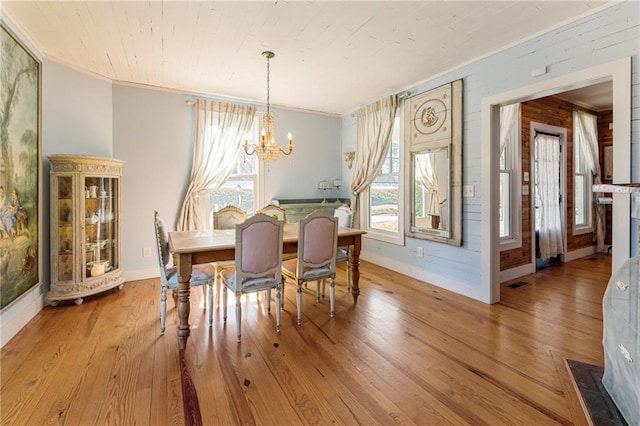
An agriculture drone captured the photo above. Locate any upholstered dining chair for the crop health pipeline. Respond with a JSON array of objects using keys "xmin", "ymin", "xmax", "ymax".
[
  {"xmin": 212, "ymin": 205, "xmax": 247, "ymax": 318},
  {"xmin": 333, "ymin": 205, "xmax": 354, "ymax": 291},
  {"xmin": 220, "ymin": 214, "xmax": 284, "ymax": 342},
  {"xmin": 257, "ymin": 204, "xmax": 287, "ymax": 222},
  {"xmin": 258, "ymin": 203, "xmax": 295, "ymax": 267},
  {"xmin": 213, "ymin": 205, "xmax": 247, "ymax": 230},
  {"xmin": 281, "ymin": 211, "xmax": 339, "ymax": 325},
  {"xmin": 153, "ymin": 211, "xmax": 215, "ymax": 334}
]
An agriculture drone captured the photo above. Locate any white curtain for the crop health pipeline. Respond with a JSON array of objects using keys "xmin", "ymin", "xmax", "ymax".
[
  {"xmin": 415, "ymin": 153, "xmax": 439, "ymax": 216},
  {"xmin": 499, "ymin": 103, "xmax": 520, "ymax": 154},
  {"xmin": 535, "ymin": 134, "xmax": 564, "ymax": 260},
  {"xmin": 574, "ymin": 110, "xmax": 605, "ymax": 252},
  {"xmin": 350, "ymin": 95, "xmax": 398, "ymax": 228},
  {"xmin": 178, "ymin": 99, "xmax": 255, "ymax": 231}
]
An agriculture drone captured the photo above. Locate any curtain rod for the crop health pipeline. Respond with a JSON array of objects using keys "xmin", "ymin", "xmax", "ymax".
[{"xmin": 534, "ymin": 130, "xmax": 561, "ymax": 138}]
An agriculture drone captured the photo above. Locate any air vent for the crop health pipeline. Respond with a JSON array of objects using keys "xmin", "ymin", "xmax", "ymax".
[{"xmin": 507, "ymin": 281, "xmax": 529, "ymax": 289}]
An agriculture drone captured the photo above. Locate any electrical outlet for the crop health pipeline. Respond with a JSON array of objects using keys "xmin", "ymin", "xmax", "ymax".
[
  {"xmin": 417, "ymin": 247, "xmax": 424, "ymax": 257},
  {"xmin": 143, "ymin": 247, "xmax": 152, "ymax": 258},
  {"xmin": 463, "ymin": 185, "xmax": 474, "ymax": 198}
]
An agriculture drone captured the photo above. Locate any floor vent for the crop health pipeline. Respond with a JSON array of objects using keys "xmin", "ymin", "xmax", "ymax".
[{"xmin": 507, "ymin": 281, "xmax": 529, "ymax": 289}]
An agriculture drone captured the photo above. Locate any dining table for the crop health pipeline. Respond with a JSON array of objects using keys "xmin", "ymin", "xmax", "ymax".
[{"xmin": 169, "ymin": 223, "xmax": 366, "ymax": 350}]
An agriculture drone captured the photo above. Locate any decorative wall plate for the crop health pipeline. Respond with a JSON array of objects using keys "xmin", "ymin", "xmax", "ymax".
[{"xmin": 408, "ymin": 83, "xmax": 452, "ymax": 144}]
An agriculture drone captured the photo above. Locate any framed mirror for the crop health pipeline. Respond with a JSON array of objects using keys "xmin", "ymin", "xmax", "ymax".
[{"xmin": 404, "ymin": 80, "xmax": 462, "ymax": 245}]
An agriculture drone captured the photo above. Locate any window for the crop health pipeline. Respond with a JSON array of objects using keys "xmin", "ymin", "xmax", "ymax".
[
  {"xmin": 573, "ymin": 112, "xmax": 593, "ymax": 233},
  {"xmin": 499, "ymin": 104, "xmax": 521, "ymax": 250},
  {"xmin": 363, "ymin": 115, "xmax": 403, "ymax": 244},
  {"xmin": 208, "ymin": 117, "xmax": 260, "ymax": 226},
  {"xmin": 499, "ymin": 147, "xmax": 512, "ymax": 238}
]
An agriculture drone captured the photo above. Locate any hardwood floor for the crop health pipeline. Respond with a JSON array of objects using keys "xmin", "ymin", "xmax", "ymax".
[{"xmin": 1, "ymin": 255, "xmax": 611, "ymax": 425}]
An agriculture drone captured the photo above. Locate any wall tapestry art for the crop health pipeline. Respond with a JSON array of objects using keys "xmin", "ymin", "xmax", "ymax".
[{"xmin": 0, "ymin": 22, "xmax": 40, "ymax": 309}]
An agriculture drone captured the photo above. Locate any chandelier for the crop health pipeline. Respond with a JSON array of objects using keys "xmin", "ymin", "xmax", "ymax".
[{"xmin": 244, "ymin": 51, "xmax": 293, "ymax": 162}]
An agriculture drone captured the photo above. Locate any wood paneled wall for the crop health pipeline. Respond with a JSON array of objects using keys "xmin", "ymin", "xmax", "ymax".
[{"xmin": 500, "ymin": 96, "xmax": 601, "ymax": 271}]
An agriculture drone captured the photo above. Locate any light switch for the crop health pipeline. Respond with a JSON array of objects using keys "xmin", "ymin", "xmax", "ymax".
[
  {"xmin": 523, "ymin": 171, "xmax": 529, "ymax": 182},
  {"xmin": 522, "ymin": 185, "xmax": 529, "ymax": 195}
]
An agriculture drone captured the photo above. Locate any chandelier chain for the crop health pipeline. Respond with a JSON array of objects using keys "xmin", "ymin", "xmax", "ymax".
[{"xmin": 266, "ymin": 55, "xmax": 270, "ymax": 116}]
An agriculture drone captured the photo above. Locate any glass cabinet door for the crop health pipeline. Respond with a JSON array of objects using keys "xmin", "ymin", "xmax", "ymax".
[
  {"xmin": 83, "ymin": 177, "xmax": 119, "ymax": 280},
  {"xmin": 56, "ymin": 175, "xmax": 74, "ymax": 282}
]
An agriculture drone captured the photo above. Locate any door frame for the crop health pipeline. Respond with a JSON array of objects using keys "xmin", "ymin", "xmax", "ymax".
[{"xmin": 481, "ymin": 57, "xmax": 631, "ymax": 304}]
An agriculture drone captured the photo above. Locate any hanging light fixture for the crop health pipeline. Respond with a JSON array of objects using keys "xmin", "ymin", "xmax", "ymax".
[{"xmin": 244, "ymin": 51, "xmax": 293, "ymax": 162}]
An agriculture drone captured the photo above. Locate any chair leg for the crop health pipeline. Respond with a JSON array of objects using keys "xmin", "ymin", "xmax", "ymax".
[
  {"xmin": 222, "ymin": 286, "xmax": 228, "ymax": 322},
  {"xmin": 281, "ymin": 279, "xmax": 285, "ymax": 309},
  {"xmin": 330, "ymin": 277, "xmax": 336, "ymax": 317},
  {"xmin": 266, "ymin": 289, "xmax": 271, "ymax": 313},
  {"xmin": 275, "ymin": 286, "xmax": 282, "ymax": 333},
  {"xmin": 160, "ymin": 288, "xmax": 167, "ymax": 334},
  {"xmin": 296, "ymin": 284, "xmax": 303, "ymax": 325},
  {"xmin": 215, "ymin": 265, "xmax": 222, "ymax": 290},
  {"xmin": 235, "ymin": 295, "xmax": 242, "ymax": 342},
  {"xmin": 208, "ymin": 283, "xmax": 214, "ymax": 327},
  {"xmin": 316, "ymin": 280, "xmax": 321, "ymax": 302}
]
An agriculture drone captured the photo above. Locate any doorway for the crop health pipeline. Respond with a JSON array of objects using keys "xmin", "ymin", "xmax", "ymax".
[
  {"xmin": 531, "ymin": 124, "xmax": 566, "ymax": 270},
  {"xmin": 482, "ymin": 57, "xmax": 631, "ymax": 304}
]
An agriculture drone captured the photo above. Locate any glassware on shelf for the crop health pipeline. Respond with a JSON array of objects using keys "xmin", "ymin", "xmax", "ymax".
[
  {"xmin": 318, "ymin": 179, "xmax": 331, "ymax": 203},
  {"xmin": 333, "ymin": 178, "xmax": 342, "ymax": 202}
]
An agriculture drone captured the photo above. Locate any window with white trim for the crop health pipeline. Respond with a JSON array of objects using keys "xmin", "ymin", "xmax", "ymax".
[
  {"xmin": 573, "ymin": 112, "xmax": 593, "ymax": 233},
  {"xmin": 499, "ymin": 104, "xmax": 521, "ymax": 250},
  {"xmin": 208, "ymin": 116, "xmax": 260, "ymax": 226},
  {"xmin": 363, "ymin": 114, "xmax": 403, "ymax": 244}
]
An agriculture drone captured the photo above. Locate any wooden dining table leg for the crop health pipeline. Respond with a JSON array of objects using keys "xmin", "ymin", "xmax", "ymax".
[
  {"xmin": 176, "ymin": 253, "xmax": 193, "ymax": 351},
  {"xmin": 350, "ymin": 236, "xmax": 361, "ymax": 303}
]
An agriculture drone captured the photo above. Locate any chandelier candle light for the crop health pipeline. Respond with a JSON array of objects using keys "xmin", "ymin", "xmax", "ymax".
[{"xmin": 244, "ymin": 51, "xmax": 293, "ymax": 162}]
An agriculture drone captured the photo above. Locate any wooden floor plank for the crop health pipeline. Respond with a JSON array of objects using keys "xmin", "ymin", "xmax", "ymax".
[{"xmin": 1, "ymin": 256, "xmax": 612, "ymax": 425}]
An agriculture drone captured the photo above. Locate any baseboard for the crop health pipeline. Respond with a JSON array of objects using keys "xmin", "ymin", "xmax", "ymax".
[
  {"xmin": 500, "ymin": 263, "xmax": 535, "ymax": 283},
  {"xmin": 124, "ymin": 268, "xmax": 158, "ymax": 283},
  {"xmin": 563, "ymin": 245, "xmax": 596, "ymax": 263},
  {"xmin": 0, "ymin": 283, "xmax": 44, "ymax": 348}
]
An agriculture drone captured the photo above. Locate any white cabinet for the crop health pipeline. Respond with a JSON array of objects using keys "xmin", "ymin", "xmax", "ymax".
[{"xmin": 48, "ymin": 155, "xmax": 124, "ymax": 305}]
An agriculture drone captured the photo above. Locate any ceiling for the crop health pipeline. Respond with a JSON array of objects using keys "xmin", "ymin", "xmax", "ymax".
[
  {"xmin": 555, "ymin": 81, "xmax": 613, "ymax": 111},
  {"xmin": 2, "ymin": 1, "xmax": 615, "ymax": 116}
]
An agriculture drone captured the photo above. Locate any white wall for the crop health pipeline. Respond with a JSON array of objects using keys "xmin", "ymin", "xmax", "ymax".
[
  {"xmin": 343, "ymin": 1, "xmax": 639, "ymax": 303},
  {"xmin": 112, "ymin": 86, "xmax": 193, "ymax": 279},
  {"xmin": 112, "ymin": 85, "xmax": 342, "ymax": 281},
  {"xmin": 41, "ymin": 60, "xmax": 114, "ymax": 290},
  {"xmin": 263, "ymin": 108, "xmax": 343, "ymax": 201}
]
